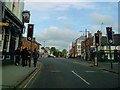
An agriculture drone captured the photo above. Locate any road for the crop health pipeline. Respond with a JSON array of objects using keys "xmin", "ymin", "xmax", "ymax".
[{"xmin": 25, "ymin": 58, "xmax": 119, "ymax": 88}]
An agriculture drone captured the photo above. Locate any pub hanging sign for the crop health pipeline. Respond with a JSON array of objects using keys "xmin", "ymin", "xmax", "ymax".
[{"xmin": 22, "ymin": 10, "xmax": 30, "ymax": 23}]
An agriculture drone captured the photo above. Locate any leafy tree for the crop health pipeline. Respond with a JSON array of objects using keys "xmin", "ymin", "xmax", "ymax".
[{"xmin": 62, "ymin": 49, "xmax": 67, "ymax": 57}]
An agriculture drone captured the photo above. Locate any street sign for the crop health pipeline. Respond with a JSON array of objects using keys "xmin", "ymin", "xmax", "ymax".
[
  {"xmin": 90, "ymin": 46, "xmax": 96, "ymax": 50},
  {"xmin": 0, "ymin": 22, "xmax": 9, "ymax": 26}
]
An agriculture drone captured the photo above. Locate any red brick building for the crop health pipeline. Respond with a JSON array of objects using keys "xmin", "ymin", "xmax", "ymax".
[
  {"xmin": 71, "ymin": 42, "xmax": 77, "ymax": 58},
  {"xmin": 21, "ymin": 37, "xmax": 41, "ymax": 52},
  {"xmin": 81, "ymin": 33, "xmax": 94, "ymax": 61}
]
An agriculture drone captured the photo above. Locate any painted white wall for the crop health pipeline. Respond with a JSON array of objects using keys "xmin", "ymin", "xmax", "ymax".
[{"xmin": 5, "ymin": 0, "xmax": 24, "ymax": 21}]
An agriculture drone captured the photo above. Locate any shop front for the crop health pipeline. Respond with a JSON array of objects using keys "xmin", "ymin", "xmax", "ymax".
[{"xmin": 2, "ymin": 6, "xmax": 23, "ymax": 62}]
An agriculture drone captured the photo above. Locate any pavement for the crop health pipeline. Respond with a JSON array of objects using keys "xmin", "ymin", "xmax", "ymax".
[
  {"xmin": 93, "ymin": 62, "xmax": 119, "ymax": 74},
  {"xmin": 0, "ymin": 58, "xmax": 119, "ymax": 89},
  {"xmin": 0, "ymin": 59, "xmax": 43, "ymax": 89},
  {"xmin": 68, "ymin": 58, "xmax": 120, "ymax": 74}
]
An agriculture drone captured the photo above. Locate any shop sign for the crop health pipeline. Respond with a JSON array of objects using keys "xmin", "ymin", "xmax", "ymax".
[
  {"xmin": 104, "ymin": 50, "xmax": 114, "ymax": 53},
  {"xmin": 0, "ymin": 22, "xmax": 9, "ymax": 26},
  {"xmin": 22, "ymin": 10, "xmax": 30, "ymax": 23}
]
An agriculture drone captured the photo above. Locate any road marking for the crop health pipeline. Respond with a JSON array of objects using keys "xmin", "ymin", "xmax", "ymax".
[
  {"xmin": 50, "ymin": 70, "xmax": 61, "ymax": 72},
  {"xmin": 23, "ymin": 65, "xmax": 42, "ymax": 88},
  {"xmin": 103, "ymin": 71, "xmax": 109, "ymax": 73},
  {"xmin": 85, "ymin": 71, "xmax": 95, "ymax": 72},
  {"xmin": 72, "ymin": 70, "xmax": 90, "ymax": 85}
]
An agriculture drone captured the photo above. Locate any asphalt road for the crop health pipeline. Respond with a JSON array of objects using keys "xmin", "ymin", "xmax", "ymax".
[{"xmin": 25, "ymin": 58, "xmax": 119, "ymax": 88}]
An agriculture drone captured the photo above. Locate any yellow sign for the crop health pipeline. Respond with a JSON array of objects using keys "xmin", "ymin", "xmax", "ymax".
[
  {"xmin": 0, "ymin": 22, "xmax": 9, "ymax": 26},
  {"xmin": 104, "ymin": 50, "xmax": 114, "ymax": 53}
]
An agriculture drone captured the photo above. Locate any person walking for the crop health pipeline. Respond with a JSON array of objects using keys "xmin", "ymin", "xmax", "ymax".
[
  {"xmin": 28, "ymin": 49, "xmax": 31, "ymax": 67},
  {"xmin": 21, "ymin": 47, "xmax": 28, "ymax": 67},
  {"xmin": 14, "ymin": 48, "xmax": 21, "ymax": 66},
  {"xmin": 33, "ymin": 48, "xmax": 39, "ymax": 67}
]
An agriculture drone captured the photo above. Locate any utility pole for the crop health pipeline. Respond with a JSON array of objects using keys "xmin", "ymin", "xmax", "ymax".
[{"xmin": 44, "ymin": 41, "xmax": 45, "ymax": 48}]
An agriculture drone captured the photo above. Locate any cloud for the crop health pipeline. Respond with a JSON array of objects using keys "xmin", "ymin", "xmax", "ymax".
[
  {"xmin": 89, "ymin": 24, "xmax": 118, "ymax": 35},
  {"xmin": 57, "ymin": 16, "xmax": 67, "ymax": 20},
  {"xmin": 89, "ymin": 13, "xmax": 115, "ymax": 25},
  {"xmin": 25, "ymin": 2, "xmax": 97, "ymax": 11},
  {"xmin": 61, "ymin": 23, "xmax": 75, "ymax": 29},
  {"xmin": 35, "ymin": 26, "xmax": 81, "ymax": 50},
  {"xmin": 24, "ymin": 0, "xmax": 119, "ymax": 2}
]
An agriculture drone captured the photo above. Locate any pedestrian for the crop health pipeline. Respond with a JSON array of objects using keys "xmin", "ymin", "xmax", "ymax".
[
  {"xmin": 33, "ymin": 48, "xmax": 39, "ymax": 67},
  {"xmin": 21, "ymin": 47, "xmax": 28, "ymax": 67},
  {"xmin": 28, "ymin": 49, "xmax": 31, "ymax": 67},
  {"xmin": 14, "ymin": 48, "xmax": 21, "ymax": 66},
  {"xmin": 25, "ymin": 48, "xmax": 29, "ymax": 66}
]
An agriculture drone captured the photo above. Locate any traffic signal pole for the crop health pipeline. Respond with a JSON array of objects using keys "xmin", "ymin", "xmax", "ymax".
[
  {"xmin": 106, "ymin": 27, "xmax": 113, "ymax": 69},
  {"xmin": 109, "ymin": 44, "xmax": 113, "ymax": 69},
  {"xmin": 94, "ymin": 46, "xmax": 98, "ymax": 67},
  {"xmin": 94, "ymin": 33, "xmax": 100, "ymax": 67}
]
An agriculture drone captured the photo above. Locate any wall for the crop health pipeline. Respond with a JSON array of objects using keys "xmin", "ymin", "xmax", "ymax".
[{"xmin": 5, "ymin": 0, "xmax": 24, "ymax": 21}]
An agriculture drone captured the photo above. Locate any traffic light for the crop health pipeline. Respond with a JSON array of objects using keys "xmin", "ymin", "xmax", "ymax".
[
  {"xmin": 106, "ymin": 27, "xmax": 113, "ymax": 44},
  {"xmin": 95, "ymin": 33, "xmax": 100, "ymax": 47},
  {"xmin": 27, "ymin": 24, "xmax": 34, "ymax": 41}
]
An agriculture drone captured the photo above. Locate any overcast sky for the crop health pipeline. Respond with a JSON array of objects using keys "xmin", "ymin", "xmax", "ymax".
[{"xmin": 24, "ymin": 0, "xmax": 118, "ymax": 51}]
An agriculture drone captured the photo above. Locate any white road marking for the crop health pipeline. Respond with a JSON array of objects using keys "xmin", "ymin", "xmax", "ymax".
[
  {"xmin": 103, "ymin": 71, "xmax": 109, "ymax": 73},
  {"xmin": 85, "ymin": 71, "xmax": 95, "ymax": 72},
  {"xmin": 72, "ymin": 70, "xmax": 90, "ymax": 85}
]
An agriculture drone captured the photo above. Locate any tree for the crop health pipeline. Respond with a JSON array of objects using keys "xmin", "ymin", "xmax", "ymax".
[{"xmin": 62, "ymin": 49, "xmax": 67, "ymax": 57}]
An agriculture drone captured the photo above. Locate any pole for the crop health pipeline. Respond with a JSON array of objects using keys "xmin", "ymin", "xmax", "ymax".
[
  {"xmin": 109, "ymin": 44, "xmax": 113, "ymax": 69},
  {"xmin": 85, "ymin": 29, "xmax": 87, "ymax": 39},
  {"xmin": 31, "ymin": 40, "xmax": 32, "ymax": 55},
  {"xmin": 94, "ymin": 46, "xmax": 98, "ymax": 66},
  {"xmin": 96, "ymin": 47, "xmax": 98, "ymax": 66},
  {"xmin": 44, "ymin": 41, "xmax": 45, "ymax": 48}
]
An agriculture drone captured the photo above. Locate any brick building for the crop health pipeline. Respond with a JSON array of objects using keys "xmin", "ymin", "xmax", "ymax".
[{"xmin": 21, "ymin": 37, "xmax": 41, "ymax": 52}]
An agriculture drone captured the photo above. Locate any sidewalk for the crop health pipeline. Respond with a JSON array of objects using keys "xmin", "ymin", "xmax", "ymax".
[
  {"xmin": 85, "ymin": 61, "xmax": 119, "ymax": 74},
  {"xmin": 94, "ymin": 62, "xmax": 119, "ymax": 74},
  {"xmin": 69, "ymin": 58, "xmax": 119, "ymax": 74},
  {"xmin": 1, "ymin": 60, "xmax": 42, "ymax": 89}
]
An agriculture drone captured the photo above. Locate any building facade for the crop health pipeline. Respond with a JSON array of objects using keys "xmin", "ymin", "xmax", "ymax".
[
  {"xmin": 84, "ymin": 33, "xmax": 94, "ymax": 61},
  {"xmin": 98, "ymin": 34, "xmax": 120, "ymax": 62},
  {"xmin": 75, "ymin": 36, "xmax": 85, "ymax": 59},
  {"xmin": 22, "ymin": 37, "xmax": 41, "ymax": 52},
  {"xmin": 71, "ymin": 42, "xmax": 76, "ymax": 58},
  {"xmin": 1, "ymin": 0, "xmax": 24, "ymax": 61}
]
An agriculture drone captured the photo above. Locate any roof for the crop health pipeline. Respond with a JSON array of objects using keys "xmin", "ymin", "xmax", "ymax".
[{"xmin": 76, "ymin": 36, "xmax": 86, "ymax": 41}]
